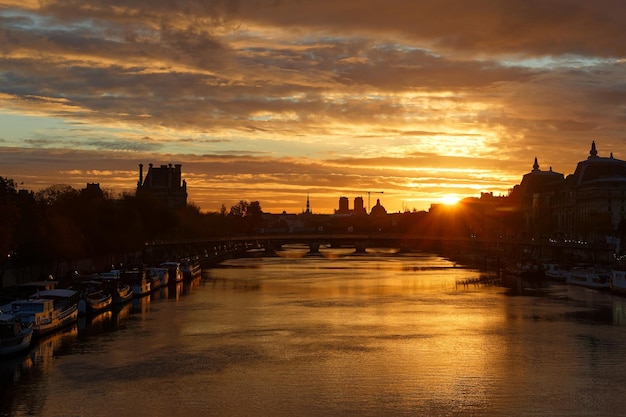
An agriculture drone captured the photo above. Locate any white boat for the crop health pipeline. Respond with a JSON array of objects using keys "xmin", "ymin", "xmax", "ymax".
[
  {"xmin": 161, "ymin": 262, "xmax": 183, "ymax": 284},
  {"xmin": 77, "ymin": 280, "xmax": 113, "ymax": 315},
  {"xmin": 611, "ymin": 267, "xmax": 626, "ymax": 295},
  {"xmin": 121, "ymin": 269, "xmax": 151, "ymax": 297},
  {"xmin": 147, "ymin": 267, "xmax": 169, "ymax": 289},
  {"xmin": 566, "ymin": 266, "xmax": 611, "ymax": 290},
  {"xmin": 180, "ymin": 260, "xmax": 202, "ymax": 280},
  {"xmin": 0, "ymin": 311, "xmax": 33, "ymax": 356},
  {"xmin": 543, "ymin": 263, "xmax": 569, "ymax": 281},
  {"xmin": 98, "ymin": 270, "xmax": 133, "ymax": 304},
  {"xmin": 13, "ymin": 289, "xmax": 79, "ymax": 336}
]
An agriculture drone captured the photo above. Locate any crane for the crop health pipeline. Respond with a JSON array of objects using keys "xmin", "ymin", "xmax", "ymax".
[{"xmin": 366, "ymin": 191, "xmax": 384, "ymax": 213}]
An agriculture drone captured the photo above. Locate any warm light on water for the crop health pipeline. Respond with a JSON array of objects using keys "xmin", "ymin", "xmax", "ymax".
[{"xmin": 3, "ymin": 249, "xmax": 626, "ymax": 416}]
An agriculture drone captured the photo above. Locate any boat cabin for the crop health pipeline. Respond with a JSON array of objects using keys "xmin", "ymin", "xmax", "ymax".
[{"xmin": 12, "ymin": 299, "xmax": 55, "ymax": 326}]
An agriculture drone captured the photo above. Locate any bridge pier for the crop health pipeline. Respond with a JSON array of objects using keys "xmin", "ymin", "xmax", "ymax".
[
  {"xmin": 397, "ymin": 245, "xmax": 413, "ymax": 253},
  {"xmin": 263, "ymin": 241, "xmax": 281, "ymax": 253},
  {"xmin": 308, "ymin": 241, "xmax": 321, "ymax": 254},
  {"xmin": 354, "ymin": 242, "xmax": 367, "ymax": 254}
]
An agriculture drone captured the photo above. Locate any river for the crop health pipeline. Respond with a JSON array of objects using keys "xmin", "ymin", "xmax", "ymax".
[{"xmin": 2, "ymin": 247, "xmax": 626, "ymax": 417}]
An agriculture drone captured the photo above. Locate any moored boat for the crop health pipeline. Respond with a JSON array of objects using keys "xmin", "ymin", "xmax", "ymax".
[
  {"xmin": 147, "ymin": 267, "xmax": 169, "ymax": 289},
  {"xmin": 567, "ymin": 266, "xmax": 611, "ymax": 290},
  {"xmin": 611, "ymin": 266, "xmax": 626, "ymax": 295},
  {"xmin": 543, "ymin": 262, "xmax": 569, "ymax": 281},
  {"xmin": 98, "ymin": 271, "xmax": 133, "ymax": 304},
  {"xmin": 0, "ymin": 311, "xmax": 33, "ymax": 356},
  {"xmin": 77, "ymin": 280, "xmax": 113, "ymax": 316},
  {"xmin": 121, "ymin": 268, "xmax": 151, "ymax": 297},
  {"xmin": 161, "ymin": 262, "xmax": 183, "ymax": 284},
  {"xmin": 13, "ymin": 289, "xmax": 79, "ymax": 336},
  {"xmin": 180, "ymin": 260, "xmax": 202, "ymax": 281},
  {"xmin": 503, "ymin": 261, "xmax": 545, "ymax": 283}
]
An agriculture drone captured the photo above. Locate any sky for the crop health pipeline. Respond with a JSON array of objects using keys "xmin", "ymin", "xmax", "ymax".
[{"xmin": 1, "ymin": 1, "xmax": 625, "ymax": 214}]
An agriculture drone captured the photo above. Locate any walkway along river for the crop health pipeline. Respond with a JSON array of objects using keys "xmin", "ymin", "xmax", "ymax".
[{"xmin": 2, "ymin": 247, "xmax": 626, "ymax": 417}]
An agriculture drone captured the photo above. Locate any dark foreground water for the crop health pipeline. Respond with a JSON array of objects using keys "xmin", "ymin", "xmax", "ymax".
[{"xmin": 3, "ymin": 248, "xmax": 626, "ymax": 417}]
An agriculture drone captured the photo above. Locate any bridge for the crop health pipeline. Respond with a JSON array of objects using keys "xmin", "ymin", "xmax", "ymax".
[
  {"xmin": 142, "ymin": 232, "xmax": 616, "ymax": 267},
  {"xmin": 2, "ymin": 232, "xmax": 612, "ymax": 289},
  {"xmin": 144, "ymin": 232, "xmax": 451, "ymax": 260}
]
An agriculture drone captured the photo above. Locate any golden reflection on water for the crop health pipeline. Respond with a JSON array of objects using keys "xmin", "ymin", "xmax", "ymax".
[
  {"xmin": 195, "ymin": 250, "xmax": 512, "ymax": 415},
  {"xmin": 6, "ymin": 250, "xmax": 626, "ymax": 417}
]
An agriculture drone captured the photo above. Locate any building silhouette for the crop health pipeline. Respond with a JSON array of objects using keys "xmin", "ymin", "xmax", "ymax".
[
  {"xmin": 335, "ymin": 196, "xmax": 369, "ymax": 215},
  {"xmin": 354, "ymin": 197, "xmax": 367, "ymax": 215},
  {"xmin": 513, "ymin": 141, "xmax": 626, "ymax": 241},
  {"xmin": 509, "ymin": 157, "xmax": 565, "ymax": 236},
  {"xmin": 336, "ymin": 196, "xmax": 350, "ymax": 215},
  {"xmin": 370, "ymin": 198, "xmax": 387, "ymax": 216},
  {"xmin": 560, "ymin": 141, "xmax": 626, "ymax": 238},
  {"xmin": 134, "ymin": 142, "xmax": 626, "ymax": 244},
  {"xmin": 136, "ymin": 163, "xmax": 187, "ymax": 208}
]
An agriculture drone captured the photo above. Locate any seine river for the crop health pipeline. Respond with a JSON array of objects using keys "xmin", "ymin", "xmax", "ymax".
[{"xmin": 3, "ymin": 247, "xmax": 626, "ymax": 417}]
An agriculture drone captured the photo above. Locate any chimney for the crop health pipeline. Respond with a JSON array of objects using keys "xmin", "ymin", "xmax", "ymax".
[
  {"xmin": 175, "ymin": 164, "xmax": 182, "ymax": 187},
  {"xmin": 138, "ymin": 163, "xmax": 143, "ymax": 187}
]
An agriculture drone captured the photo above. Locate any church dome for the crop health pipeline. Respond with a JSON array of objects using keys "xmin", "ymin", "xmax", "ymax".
[
  {"xmin": 516, "ymin": 157, "xmax": 564, "ymax": 198},
  {"xmin": 569, "ymin": 141, "xmax": 626, "ymax": 186},
  {"xmin": 370, "ymin": 199, "xmax": 387, "ymax": 216}
]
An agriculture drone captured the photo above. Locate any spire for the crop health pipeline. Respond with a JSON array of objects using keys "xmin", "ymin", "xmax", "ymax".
[
  {"xmin": 533, "ymin": 157, "xmax": 539, "ymax": 171},
  {"xmin": 138, "ymin": 163, "xmax": 143, "ymax": 188},
  {"xmin": 590, "ymin": 140, "xmax": 598, "ymax": 158},
  {"xmin": 306, "ymin": 192, "xmax": 310, "ymax": 214}
]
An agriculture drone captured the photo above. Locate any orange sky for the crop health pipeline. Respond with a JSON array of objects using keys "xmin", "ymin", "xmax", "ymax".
[{"xmin": 1, "ymin": 1, "xmax": 625, "ymax": 213}]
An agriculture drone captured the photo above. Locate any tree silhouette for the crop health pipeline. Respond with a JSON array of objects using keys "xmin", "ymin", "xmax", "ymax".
[{"xmin": 0, "ymin": 177, "xmax": 19, "ymax": 260}]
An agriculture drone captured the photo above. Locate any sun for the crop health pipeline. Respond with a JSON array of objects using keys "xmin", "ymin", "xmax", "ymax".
[{"xmin": 441, "ymin": 194, "xmax": 460, "ymax": 205}]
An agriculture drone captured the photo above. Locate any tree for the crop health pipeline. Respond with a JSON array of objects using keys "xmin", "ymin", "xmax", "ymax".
[
  {"xmin": 229, "ymin": 200, "xmax": 249, "ymax": 217},
  {"xmin": 247, "ymin": 201, "xmax": 263, "ymax": 218},
  {"xmin": 35, "ymin": 184, "xmax": 79, "ymax": 206},
  {"xmin": 245, "ymin": 201, "xmax": 264, "ymax": 233},
  {"xmin": 0, "ymin": 177, "xmax": 19, "ymax": 260}
]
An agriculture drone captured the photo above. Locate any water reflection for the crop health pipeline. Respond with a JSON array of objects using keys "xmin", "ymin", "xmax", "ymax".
[
  {"xmin": 613, "ymin": 296, "xmax": 626, "ymax": 325},
  {"xmin": 78, "ymin": 310, "xmax": 112, "ymax": 333},
  {"xmin": 1, "ymin": 274, "xmax": 207, "ymax": 417},
  {"xmin": 3, "ymin": 251, "xmax": 626, "ymax": 417},
  {"xmin": 1, "ymin": 323, "xmax": 78, "ymax": 417}
]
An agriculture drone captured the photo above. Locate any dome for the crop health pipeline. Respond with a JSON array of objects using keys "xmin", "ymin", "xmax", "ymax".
[
  {"xmin": 370, "ymin": 199, "xmax": 387, "ymax": 216},
  {"xmin": 516, "ymin": 157, "xmax": 564, "ymax": 198},
  {"xmin": 569, "ymin": 141, "xmax": 626, "ymax": 186}
]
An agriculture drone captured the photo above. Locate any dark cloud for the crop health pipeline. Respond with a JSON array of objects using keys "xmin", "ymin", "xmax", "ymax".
[
  {"xmin": 234, "ymin": 0, "xmax": 626, "ymax": 58},
  {"xmin": 0, "ymin": 1, "xmax": 625, "ymax": 211}
]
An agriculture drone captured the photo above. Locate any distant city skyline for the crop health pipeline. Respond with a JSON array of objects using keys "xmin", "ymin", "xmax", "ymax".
[{"xmin": 1, "ymin": 1, "xmax": 625, "ymax": 213}]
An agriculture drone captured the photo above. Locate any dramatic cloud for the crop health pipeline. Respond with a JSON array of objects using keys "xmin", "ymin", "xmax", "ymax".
[{"xmin": 1, "ymin": 0, "xmax": 625, "ymax": 213}]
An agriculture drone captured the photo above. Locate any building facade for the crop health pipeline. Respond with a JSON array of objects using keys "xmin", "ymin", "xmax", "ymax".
[
  {"xmin": 509, "ymin": 157, "xmax": 565, "ymax": 237},
  {"xmin": 136, "ymin": 163, "xmax": 188, "ymax": 208},
  {"xmin": 517, "ymin": 142, "xmax": 626, "ymax": 242},
  {"xmin": 558, "ymin": 141, "xmax": 626, "ymax": 239}
]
